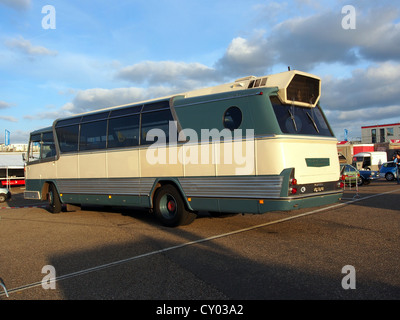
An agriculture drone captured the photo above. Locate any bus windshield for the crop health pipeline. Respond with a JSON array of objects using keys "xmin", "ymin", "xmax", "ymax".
[{"xmin": 270, "ymin": 96, "xmax": 333, "ymax": 137}]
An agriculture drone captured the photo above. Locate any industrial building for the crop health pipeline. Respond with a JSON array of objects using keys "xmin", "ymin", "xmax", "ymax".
[{"xmin": 361, "ymin": 123, "xmax": 400, "ymax": 144}]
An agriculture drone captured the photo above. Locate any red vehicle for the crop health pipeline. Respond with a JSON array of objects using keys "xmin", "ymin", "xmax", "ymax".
[{"xmin": 0, "ymin": 167, "xmax": 25, "ymax": 186}]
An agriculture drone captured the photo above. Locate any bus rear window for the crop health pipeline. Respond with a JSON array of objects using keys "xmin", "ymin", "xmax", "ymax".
[{"xmin": 270, "ymin": 96, "xmax": 333, "ymax": 137}]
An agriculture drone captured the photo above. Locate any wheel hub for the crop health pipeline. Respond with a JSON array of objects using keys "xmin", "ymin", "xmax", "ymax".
[{"xmin": 167, "ymin": 199, "xmax": 176, "ymax": 213}]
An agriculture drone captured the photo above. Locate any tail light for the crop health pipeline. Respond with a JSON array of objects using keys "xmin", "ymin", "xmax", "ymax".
[{"xmin": 289, "ymin": 169, "xmax": 297, "ymax": 195}]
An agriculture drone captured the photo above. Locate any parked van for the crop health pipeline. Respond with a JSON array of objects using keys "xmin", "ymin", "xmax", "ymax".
[{"xmin": 352, "ymin": 152, "xmax": 387, "ymax": 171}]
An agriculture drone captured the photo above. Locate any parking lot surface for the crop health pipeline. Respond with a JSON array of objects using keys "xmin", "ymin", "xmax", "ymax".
[{"xmin": 0, "ymin": 181, "xmax": 399, "ymax": 303}]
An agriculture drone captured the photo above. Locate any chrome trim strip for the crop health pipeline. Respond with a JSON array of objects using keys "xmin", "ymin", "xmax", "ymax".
[
  {"xmin": 56, "ymin": 178, "xmax": 155, "ymax": 196},
  {"xmin": 178, "ymin": 176, "xmax": 283, "ymax": 199},
  {"xmin": 280, "ymin": 190, "xmax": 343, "ymax": 200}
]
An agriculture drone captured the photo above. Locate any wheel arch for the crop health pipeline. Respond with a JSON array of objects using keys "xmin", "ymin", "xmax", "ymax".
[
  {"xmin": 41, "ymin": 180, "xmax": 61, "ymax": 202},
  {"xmin": 149, "ymin": 178, "xmax": 193, "ymax": 211}
]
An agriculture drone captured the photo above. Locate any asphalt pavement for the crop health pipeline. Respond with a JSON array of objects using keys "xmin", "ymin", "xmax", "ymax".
[{"xmin": 0, "ymin": 181, "xmax": 399, "ymax": 305}]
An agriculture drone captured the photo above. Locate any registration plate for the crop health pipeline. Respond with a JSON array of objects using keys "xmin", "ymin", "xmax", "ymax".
[{"xmin": 313, "ymin": 186, "xmax": 325, "ymax": 192}]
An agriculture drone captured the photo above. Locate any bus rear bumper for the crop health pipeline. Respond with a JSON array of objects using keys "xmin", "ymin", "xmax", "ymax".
[
  {"xmin": 188, "ymin": 191, "xmax": 343, "ymax": 214},
  {"xmin": 259, "ymin": 192, "xmax": 343, "ymax": 212}
]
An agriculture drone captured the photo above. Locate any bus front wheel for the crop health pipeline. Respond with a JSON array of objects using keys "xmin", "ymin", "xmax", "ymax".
[
  {"xmin": 153, "ymin": 185, "xmax": 196, "ymax": 227},
  {"xmin": 48, "ymin": 183, "xmax": 62, "ymax": 214}
]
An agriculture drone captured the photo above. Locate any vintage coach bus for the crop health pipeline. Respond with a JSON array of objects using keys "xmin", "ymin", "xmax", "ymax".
[{"xmin": 24, "ymin": 70, "xmax": 343, "ymax": 227}]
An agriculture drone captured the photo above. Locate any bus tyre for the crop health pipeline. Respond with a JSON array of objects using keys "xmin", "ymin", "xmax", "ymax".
[
  {"xmin": 48, "ymin": 184, "xmax": 62, "ymax": 214},
  {"xmin": 154, "ymin": 185, "xmax": 196, "ymax": 227}
]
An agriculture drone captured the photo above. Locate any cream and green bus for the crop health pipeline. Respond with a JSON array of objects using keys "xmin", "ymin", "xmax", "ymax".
[{"xmin": 24, "ymin": 70, "xmax": 343, "ymax": 227}]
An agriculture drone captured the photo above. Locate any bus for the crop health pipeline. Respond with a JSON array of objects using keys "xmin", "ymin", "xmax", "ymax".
[{"xmin": 24, "ymin": 70, "xmax": 343, "ymax": 227}]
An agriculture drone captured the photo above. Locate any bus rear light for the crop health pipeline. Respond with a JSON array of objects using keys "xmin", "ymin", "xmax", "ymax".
[
  {"xmin": 289, "ymin": 187, "xmax": 297, "ymax": 195},
  {"xmin": 341, "ymin": 175, "xmax": 346, "ymax": 181},
  {"xmin": 290, "ymin": 178, "xmax": 297, "ymax": 185}
]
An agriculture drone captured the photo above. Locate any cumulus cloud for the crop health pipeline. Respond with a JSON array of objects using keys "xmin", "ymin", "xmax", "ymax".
[
  {"xmin": 0, "ymin": 101, "xmax": 13, "ymax": 109},
  {"xmin": 5, "ymin": 36, "xmax": 58, "ymax": 57},
  {"xmin": 23, "ymin": 3, "xmax": 400, "ymax": 142},
  {"xmin": 320, "ymin": 61, "xmax": 400, "ymax": 139},
  {"xmin": 117, "ymin": 60, "xmax": 220, "ymax": 89},
  {"xmin": 355, "ymin": 7, "xmax": 400, "ymax": 61},
  {"xmin": 270, "ymin": 13, "xmax": 359, "ymax": 69},
  {"xmin": 322, "ymin": 62, "xmax": 400, "ymax": 111},
  {"xmin": 61, "ymin": 86, "xmax": 180, "ymax": 115},
  {"xmin": 215, "ymin": 33, "xmax": 275, "ymax": 77},
  {"xmin": 236, "ymin": 6, "xmax": 400, "ymax": 71},
  {"xmin": 0, "ymin": 0, "xmax": 30, "ymax": 10},
  {"xmin": 0, "ymin": 115, "xmax": 18, "ymax": 122}
]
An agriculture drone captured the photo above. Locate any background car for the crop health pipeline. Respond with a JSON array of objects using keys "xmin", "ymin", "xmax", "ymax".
[
  {"xmin": 379, "ymin": 161, "xmax": 398, "ymax": 181},
  {"xmin": 358, "ymin": 169, "xmax": 380, "ymax": 185},
  {"xmin": 340, "ymin": 164, "xmax": 362, "ymax": 186},
  {"xmin": 0, "ymin": 187, "xmax": 11, "ymax": 203}
]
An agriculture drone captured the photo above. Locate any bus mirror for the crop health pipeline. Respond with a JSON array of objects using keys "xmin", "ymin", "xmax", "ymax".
[{"xmin": 22, "ymin": 153, "xmax": 26, "ymax": 162}]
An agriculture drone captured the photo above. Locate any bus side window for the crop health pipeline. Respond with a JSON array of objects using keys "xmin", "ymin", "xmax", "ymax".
[
  {"xmin": 223, "ymin": 106, "xmax": 242, "ymax": 130},
  {"xmin": 140, "ymin": 110, "xmax": 174, "ymax": 145},
  {"xmin": 28, "ymin": 134, "xmax": 41, "ymax": 162},
  {"xmin": 108, "ymin": 114, "xmax": 140, "ymax": 149},
  {"xmin": 56, "ymin": 125, "xmax": 79, "ymax": 153},
  {"xmin": 80, "ymin": 120, "xmax": 107, "ymax": 151},
  {"xmin": 41, "ymin": 132, "xmax": 56, "ymax": 159}
]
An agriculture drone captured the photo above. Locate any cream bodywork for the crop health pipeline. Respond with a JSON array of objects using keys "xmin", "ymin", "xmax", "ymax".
[{"xmin": 26, "ymin": 135, "xmax": 339, "ymax": 186}]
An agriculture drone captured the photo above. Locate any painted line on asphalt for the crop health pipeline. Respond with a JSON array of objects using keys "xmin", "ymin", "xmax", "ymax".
[
  {"xmin": 2, "ymin": 187, "xmax": 400, "ymax": 297},
  {"xmin": 0, "ymin": 204, "xmax": 47, "ymax": 210}
]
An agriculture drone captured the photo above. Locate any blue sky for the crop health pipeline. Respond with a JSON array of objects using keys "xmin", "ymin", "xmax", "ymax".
[{"xmin": 0, "ymin": 0, "xmax": 399, "ymax": 143}]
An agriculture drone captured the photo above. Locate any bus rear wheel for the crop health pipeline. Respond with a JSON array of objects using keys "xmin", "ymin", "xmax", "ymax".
[
  {"xmin": 48, "ymin": 183, "xmax": 62, "ymax": 214},
  {"xmin": 153, "ymin": 185, "xmax": 196, "ymax": 227}
]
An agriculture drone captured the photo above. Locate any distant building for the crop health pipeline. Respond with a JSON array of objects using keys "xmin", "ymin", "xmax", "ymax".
[
  {"xmin": 361, "ymin": 123, "xmax": 400, "ymax": 144},
  {"xmin": 338, "ymin": 123, "xmax": 400, "ymax": 164},
  {"xmin": 0, "ymin": 144, "xmax": 29, "ymax": 152}
]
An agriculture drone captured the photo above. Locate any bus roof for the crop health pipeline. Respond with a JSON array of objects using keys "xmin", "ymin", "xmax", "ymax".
[
  {"xmin": 59, "ymin": 70, "xmax": 320, "ymax": 119},
  {"xmin": 30, "ymin": 126, "xmax": 53, "ymax": 135}
]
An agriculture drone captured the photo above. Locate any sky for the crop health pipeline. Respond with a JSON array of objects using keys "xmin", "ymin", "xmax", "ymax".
[{"xmin": 0, "ymin": 0, "xmax": 399, "ymax": 144}]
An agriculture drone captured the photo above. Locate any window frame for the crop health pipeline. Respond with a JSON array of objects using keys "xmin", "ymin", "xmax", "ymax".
[
  {"xmin": 54, "ymin": 100, "xmax": 177, "ymax": 154},
  {"xmin": 27, "ymin": 131, "xmax": 57, "ymax": 164}
]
